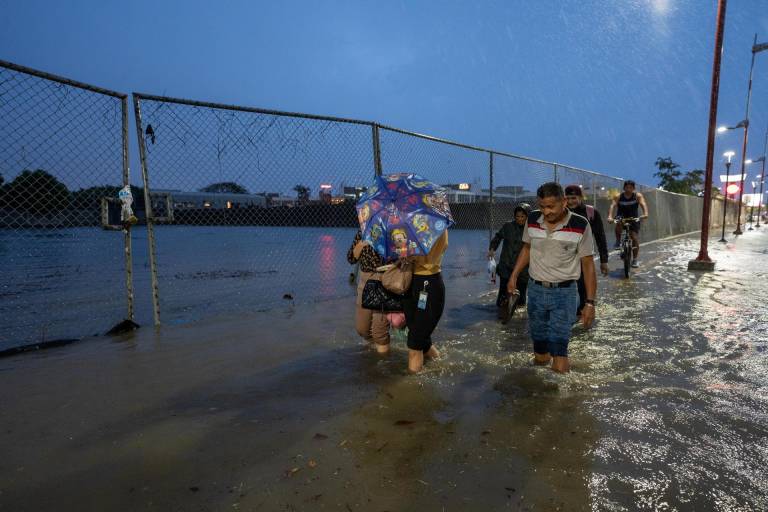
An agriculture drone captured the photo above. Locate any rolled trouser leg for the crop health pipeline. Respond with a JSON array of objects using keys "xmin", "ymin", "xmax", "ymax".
[
  {"xmin": 547, "ymin": 286, "xmax": 579, "ymax": 358},
  {"xmin": 405, "ymin": 273, "xmax": 445, "ymax": 354},
  {"xmin": 370, "ymin": 310, "xmax": 390, "ymax": 346},
  {"xmin": 355, "ymin": 271, "xmax": 375, "ymax": 341},
  {"xmin": 526, "ymin": 280, "xmax": 551, "ymax": 357}
]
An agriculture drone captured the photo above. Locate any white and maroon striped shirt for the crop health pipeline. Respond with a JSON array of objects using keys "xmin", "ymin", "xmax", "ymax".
[{"xmin": 522, "ymin": 210, "xmax": 594, "ymax": 282}]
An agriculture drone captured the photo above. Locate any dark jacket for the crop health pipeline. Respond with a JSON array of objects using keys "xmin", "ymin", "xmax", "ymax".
[
  {"xmin": 570, "ymin": 204, "xmax": 609, "ymax": 263},
  {"xmin": 489, "ymin": 221, "xmax": 529, "ymax": 279}
]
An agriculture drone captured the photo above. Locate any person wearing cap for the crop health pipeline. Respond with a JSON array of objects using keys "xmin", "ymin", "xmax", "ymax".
[
  {"xmin": 607, "ymin": 180, "xmax": 648, "ymax": 267},
  {"xmin": 507, "ymin": 182, "xmax": 597, "ymax": 373},
  {"xmin": 564, "ymin": 184, "xmax": 609, "ymax": 317},
  {"xmin": 488, "ymin": 204, "xmax": 530, "ymax": 321}
]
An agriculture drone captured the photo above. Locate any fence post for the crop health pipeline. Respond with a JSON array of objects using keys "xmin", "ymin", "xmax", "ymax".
[
  {"xmin": 121, "ymin": 97, "xmax": 135, "ymax": 321},
  {"xmin": 489, "ymin": 152, "xmax": 494, "ymax": 240},
  {"xmin": 372, "ymin": 124, "xmax": 383, "ymax": 177},
  {"xmin": 553, "ymin": 163, "xmax": 559, "ymax": 183},
  {"xmin": 592, "ymin": 176, "xmax": 597, "ymax": 207},
  {"xmin": 132, "ymin": 94, "xmax": 161, "ymax": 326}
]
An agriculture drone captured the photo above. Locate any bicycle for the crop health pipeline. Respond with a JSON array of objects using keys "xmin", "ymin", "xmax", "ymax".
[{"xmin": 612, "ymin": 217, "xmax": 640, "ymax": 278}]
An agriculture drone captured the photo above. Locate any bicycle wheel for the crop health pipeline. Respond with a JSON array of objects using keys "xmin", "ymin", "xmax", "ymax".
[{"xmin": 622, "ymin": 240, "xmax": 631, "ymax": 278}]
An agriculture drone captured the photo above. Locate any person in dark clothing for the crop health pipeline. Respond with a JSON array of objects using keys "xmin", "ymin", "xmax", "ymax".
[
  {"xmin": 488, "ymin": 204, "xmax": 530, "ymax": 319},
  {"xmin": 607, "ymin": 180, "xmax": 649, "ymax": 267},
  {"xmin": 564, "ymin": 185, "xmax": 609, "ymax": 317}
]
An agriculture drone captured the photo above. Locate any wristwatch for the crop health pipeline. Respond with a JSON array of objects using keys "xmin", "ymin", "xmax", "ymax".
[{"xmin": 584, "ymin": 299, "xmax": 596, "ymax": 307}]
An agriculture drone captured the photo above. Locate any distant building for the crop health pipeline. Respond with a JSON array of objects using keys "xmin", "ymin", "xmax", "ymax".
[
  {"xmin": 319, "ymin": 184, "xmax": 333, "ymax": 204},
  {"xmin": 441, "ymin": 183, "xmax": 526, "ymax": 204},
  {"xmin": 343, "ymin": 186, "xmax": 368, "ymax": 201},
  {"xmin": 152, "ymin": 189, "xmax": 267, "ymax": 210},
  {"xmin": 269, "ymin": 196, "xmax": 297, "ymax": 207}
]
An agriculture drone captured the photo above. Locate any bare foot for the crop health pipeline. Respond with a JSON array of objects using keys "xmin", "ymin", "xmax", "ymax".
[
  {"xmin": 551, "ymin": 356, "xmax": 570, "ymax": 373},
  {"xmin": 375, "ymin": 344, "xmax": 390, "ymax": 355},
  {"xmin": 533, "ymin": 353, "xmax": 552, "ymax": 366},
  {"xmin": 408, "ymin": 349, "xmax": 424, "ymax": 373},
  {"xmin": 425, "ymin": 346, "xmax": 440, "ymax": 359}
]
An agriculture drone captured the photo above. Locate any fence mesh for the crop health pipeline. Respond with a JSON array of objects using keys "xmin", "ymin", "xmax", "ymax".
[
  {"xmin": 133, "ymin": 95, "xmax": 376, "ymax": 323},
  {"xmin": 2, "ymin": 59, "xmax": 702, "ymax": 342},
  {"xmin": 0, "ymin": 61, "xmax": 131, "ymax": 350},
  {"xmin": 377, "ymin": 127, "xmax": 495, "ymax": 282}
]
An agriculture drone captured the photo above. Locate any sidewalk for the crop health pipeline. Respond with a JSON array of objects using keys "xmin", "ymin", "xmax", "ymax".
[{"xmin": 0, "ymin": 230, "xmax": 766, "ymax": 511}]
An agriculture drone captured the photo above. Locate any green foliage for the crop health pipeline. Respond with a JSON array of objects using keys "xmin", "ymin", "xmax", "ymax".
[
  {"xmin": 293, "ymin": 184, "xmax": 311, "ymax": 204},
  {"xmin": 199, "ymin": 182, "xmax": 248, "ymax": 194},
  {"xmin": 2, "ymin": 169, "xmax": 70, "ymax": 213},
  {"xmin": 654, "ymin": 157, "xmax": 704, "ymax": 195}
]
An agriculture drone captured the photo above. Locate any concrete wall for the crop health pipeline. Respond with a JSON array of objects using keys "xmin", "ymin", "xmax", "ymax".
[{"xmin": 590, "ymin": 191, "xmax": 744, "ymax": 244}]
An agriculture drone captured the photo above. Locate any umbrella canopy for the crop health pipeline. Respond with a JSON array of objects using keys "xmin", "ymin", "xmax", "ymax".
[{"xmin": 356, "ymin": 173, "xmax": 454, "ymax": 260}]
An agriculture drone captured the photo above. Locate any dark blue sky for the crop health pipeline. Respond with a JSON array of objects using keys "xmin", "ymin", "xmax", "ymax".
[{"xmin": 2, "ymin": 0, "xmax": 768, "ymax": 186}]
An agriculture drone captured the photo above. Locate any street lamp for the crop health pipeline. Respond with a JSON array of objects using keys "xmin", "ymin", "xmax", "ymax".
[
  {"xmin": 748, "ymin": 179, "xmax": 759, "ymax": 230},
  {"xmin": 717, "ymin": 120, "xmax": 748, "ymax": 133},
  {"xmin": 719, "ymin": 151, "xmax": 736, "ymax": 243},
  {"xmin": 733, "ymin": 34, "xmax": 768, "ymax": 235},
  {"xmin": 755, "ymin": 127, "xmax": 768, "ymax": 228}
]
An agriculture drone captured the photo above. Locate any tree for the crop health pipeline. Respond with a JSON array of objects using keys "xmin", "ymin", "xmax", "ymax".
[
  {"xmin": 3, "ymin": 169, "xmax": 70, "ymax": 213},
  {"xmin": 293, "ymin": 184, "xmax": 310, "ymax": 205},
  {"xmin": 199, "ymin": 182, "xmax": 248, "ymax": 194},
  {"xmin": 654, "ymin": 157, "xmax": 704, "ymax": 195}
]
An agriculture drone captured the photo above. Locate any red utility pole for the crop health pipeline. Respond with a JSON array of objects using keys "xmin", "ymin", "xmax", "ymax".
[{"xmin": 689, "ymin": 0, "xmax": 727, "ymax": 271}]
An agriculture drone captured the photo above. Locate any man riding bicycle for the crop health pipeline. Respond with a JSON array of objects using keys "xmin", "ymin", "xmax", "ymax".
[{"xmin": 607, "ymin": 180, "xmax": 648, "ymax": 268}]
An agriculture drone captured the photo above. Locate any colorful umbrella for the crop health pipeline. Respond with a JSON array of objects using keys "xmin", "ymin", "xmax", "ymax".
[{"xmin": 356, "ymin": 173, "xmax": 454, "ymax": 260}]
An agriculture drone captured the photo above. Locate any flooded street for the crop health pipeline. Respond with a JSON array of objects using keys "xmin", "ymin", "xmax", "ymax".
[{"xmin": 1, "ymin": 231, "xmax": 766, "ymax": 511}]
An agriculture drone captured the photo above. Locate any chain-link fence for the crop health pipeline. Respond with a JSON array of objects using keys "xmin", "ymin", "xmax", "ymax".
[
  {"xmin": 133, "ymin": 92, "xmax": 716, "ymax": 327},
  {"xmin": 1, "ymin": 57, "xmax": 716, "ymax": 343},
  {"xmin": 0, "ymin": 60, "xmax": 133, "ymax": 351},
  {"xmin": 132, "ymin": 93, "xmax": 378, "ymax": 325}
]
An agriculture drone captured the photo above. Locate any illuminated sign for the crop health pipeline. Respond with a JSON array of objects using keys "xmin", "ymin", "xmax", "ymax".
[
  {"xmin": 458, "ymin": 183, "xmax": 470, "ymax": 190},
  {"xmin": 719, "ymin": 174, "xmax": 746, "ymax": 183},
  {"xmin": 726, "ymin": 184, "xmax": 740, "ymax": 195}
]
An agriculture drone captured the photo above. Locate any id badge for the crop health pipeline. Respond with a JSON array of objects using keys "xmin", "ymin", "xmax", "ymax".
[{"xmin": 417, "ymin": 291, "xmax": 428, "ymax": 310}]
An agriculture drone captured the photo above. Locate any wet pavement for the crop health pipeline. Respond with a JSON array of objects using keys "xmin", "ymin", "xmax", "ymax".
[{"xmin": 0, "ymin": 230, "xmax": 766, "ymax": 511}]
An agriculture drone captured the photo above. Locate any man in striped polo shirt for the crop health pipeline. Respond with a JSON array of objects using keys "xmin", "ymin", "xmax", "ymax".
[{"xmin": 507, "ymin": 182, "xmax": 597, "ymax": 373}]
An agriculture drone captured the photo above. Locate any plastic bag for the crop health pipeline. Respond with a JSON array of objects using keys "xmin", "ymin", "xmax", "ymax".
[
  {"xmin": 118, "ymin": 185, "xmax": 138, "ymax": 225},
  {"xmin": 487, "ymin": 256, "xmax": 497, "ymax": 284}
]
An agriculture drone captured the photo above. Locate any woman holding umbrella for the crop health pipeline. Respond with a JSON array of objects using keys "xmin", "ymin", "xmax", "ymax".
[{"xmin": 356, "ymin": 173, "xmax": 453, "ymax": 373}]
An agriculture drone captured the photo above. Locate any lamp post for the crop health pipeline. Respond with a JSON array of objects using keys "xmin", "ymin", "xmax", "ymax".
[
  {"xmin": 743, "ymin": 157, "xmax": 766, "ymax": 230},
  {"xmin": 733, "ymin": 34, "xmax": 768, "ymax": 235},
  {"xmin": 689, "ymin": 0, "xmax": 728, "ymax": 272},
  {"xmin": 748, "ymin": 179, "xmax": 758, "ymax": 230},
  {"xmin": 757, "ymin": 172, "xmax": 766, "ymax": 228},
  {"xmin": 719, "ymin": 151, "xmax": 736, "ymax": 243},
  {"xmin": 755, "ymin": 127, "xmax": 768, "ymax": 228}
]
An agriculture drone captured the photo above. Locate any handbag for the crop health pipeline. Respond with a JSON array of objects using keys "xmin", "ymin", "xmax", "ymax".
[
  {"xmin": 361, "ymin": 278, "xmax": 404, "ymax": 312},
  {"xmin": 378, "ymin": 258, "xmax": 413, "ymax": 295}
]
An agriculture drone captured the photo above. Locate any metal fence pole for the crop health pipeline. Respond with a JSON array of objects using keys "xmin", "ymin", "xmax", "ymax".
[
  {"xmin": 489, "ymin": 152, "xmax": 494, "ymax": 241},
  {"xmin": 121, "ymin": 97, "xmax": 135, "ymax": 321},
  {"xmin": 554, "ymin": 163, "xmax": 558, "ymax": 183},
  {"xmin": 132, "ymin": 95, "xmax": 161, "ymax": 326},
  {"xmin": 372, "ymin": 124, "xmax": 383, "ymax": 177}
]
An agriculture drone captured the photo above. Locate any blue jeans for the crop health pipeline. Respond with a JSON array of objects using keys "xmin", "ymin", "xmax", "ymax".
[{"xmin": 526, "ymin": 279, "xmax": 579, "ymax": 357}]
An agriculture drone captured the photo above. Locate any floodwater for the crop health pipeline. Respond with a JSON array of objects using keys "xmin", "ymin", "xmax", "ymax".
[
  {"xmin": 0, "ymin": 231, "xmax": 766, "ymax": 511},
  {"xmin": 0, "ymin": 226, "xmax": 488, "ymax": 351}
]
